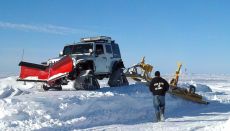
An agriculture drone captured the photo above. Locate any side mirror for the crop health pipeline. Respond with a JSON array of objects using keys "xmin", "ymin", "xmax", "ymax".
[
  {"xmin": 89, "ymin": 49, "xmax": 93, "ymax": 55},
  {"xmin": 59, "ymin": 51, "xmax": 63, "ymax": 57}
]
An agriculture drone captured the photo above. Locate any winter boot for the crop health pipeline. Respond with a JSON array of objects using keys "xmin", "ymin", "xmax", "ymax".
[
  {"xmin": 155, "ymin": 112, "xmax": 161, "ymax": 122},
  {"xmin": 160, "ymin": 113, "xmax": 165, "ymax": 122},
  {"xmin": 160, "ymin": 107, "xmax": 165, "ymax": 121}
]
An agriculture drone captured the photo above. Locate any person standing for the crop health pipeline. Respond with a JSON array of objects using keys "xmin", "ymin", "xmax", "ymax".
[{"xmin": 149, "ymin": 71, "xmax": 169, "ymax": 122}]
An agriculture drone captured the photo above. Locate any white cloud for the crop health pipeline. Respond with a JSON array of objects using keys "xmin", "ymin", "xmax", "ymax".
[{"xmin": 0, "ymin": 21, "xmax": 93, "ymax": 35}]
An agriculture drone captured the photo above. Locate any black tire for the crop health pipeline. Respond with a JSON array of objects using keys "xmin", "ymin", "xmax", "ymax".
[
  {"xmin": 42, "ymin": 85, "xmax": 49, "ymax": 91},
  {"xmin": 189, "ymin": 85, "xmax": 196, "ymax": 94},
  {"xmin": 42, "ymin": 85, "xmax": 62, "ymax": 91},
  {"xmin": 121, "ymin": 73, "xmax": 129, "ymax": 86},
  {"xmin": 108, "ymin": 63, "xmax": 129, "ymax": 87},
  {"xmin": 74, "ymin": 70, "xmax": 100, "ymax": 90},
  {"xmin": 54, "ymin": 86, "xmax": 62, "ymax": 91}
]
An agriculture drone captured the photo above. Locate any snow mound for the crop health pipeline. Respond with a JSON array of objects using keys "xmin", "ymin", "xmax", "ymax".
[
  {"xmin": 0, "ymin": 77, "xmax": 32, "ymax": 99},
  {"xmin": 220, "ymin": 118, "xmax": 230, "ymax": 131},
  {"xmin": 0, "ymin": 75, "xmax": 230, "ymax": 130},
  {"xmin": 195, "ymin": 84, "xmax": 213, "ymax": 92},
  {"xmin": 0, "ymin": 86, "xmax": 24, "ymax": 99},
  {"xmin": 0, "ymin": 76, "xmax": 35, "ymax": 90},
  {"xmin": 180, "ymin": 82, "xmax": 212, "ymax": 93},
  {"xmin": 0, "ymin": 80, "xmax": 190, "ymax": 130},
  {"xmin": 203, "ymin": 117, "xmax": 230, "ymax": 131}
]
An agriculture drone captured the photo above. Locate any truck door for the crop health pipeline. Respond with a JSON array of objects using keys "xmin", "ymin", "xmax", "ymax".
[
  {"xmin": 94, "ymin": 44, "xmax": 107, "ymax": 73},
  {"xmin": 105, "ymin": 44, "xmax": 114, "ymax": 72}
]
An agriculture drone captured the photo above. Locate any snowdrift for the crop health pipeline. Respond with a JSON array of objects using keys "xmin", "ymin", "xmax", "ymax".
[
  {"xmin": 0, "ymin": 75, "xmax": 230, "ymax": 130},
  {"xmin": 179, "ymin": 82, "xmax": 212, "ymax": 93}
]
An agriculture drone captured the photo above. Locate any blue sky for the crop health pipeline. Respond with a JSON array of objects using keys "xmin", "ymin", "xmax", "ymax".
[{"xmin": 0, "ymin": 0, "xmax": 230, "ymax": 76}]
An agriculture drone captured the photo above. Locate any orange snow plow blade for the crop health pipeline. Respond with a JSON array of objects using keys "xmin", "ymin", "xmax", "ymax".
[{"xmin": 18, "ymin": 55, "xmax": 73, "ymax": 82}]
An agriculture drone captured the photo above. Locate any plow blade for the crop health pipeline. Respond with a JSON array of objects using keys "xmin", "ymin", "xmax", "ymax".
[
  {"xmin": 18, "ymin": 55, "xmax": 73, "ymax": 82},
  {"xmin": 168, "ymin": 87, "xmax": 209, "ymax": 104}
]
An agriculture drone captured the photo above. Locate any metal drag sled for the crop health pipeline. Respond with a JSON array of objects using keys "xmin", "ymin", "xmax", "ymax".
[
  {"xmin": 125, "ymin": 57, "xmax": 209, "ymax": 105},
  {"xmin": 168, "ymin": 63, "xmax": 209, "ymax": 104}
]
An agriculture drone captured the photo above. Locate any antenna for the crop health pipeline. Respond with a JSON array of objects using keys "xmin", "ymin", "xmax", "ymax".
[{"xmin": 21, "ymin": 49, "xmax": 24, "ymax": 61}]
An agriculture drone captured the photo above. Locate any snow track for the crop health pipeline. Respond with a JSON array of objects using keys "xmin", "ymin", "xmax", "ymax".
[
  {"xmin": 0, "ymin": 75, "xmax": 230, "ymax": 130},
  {"xmin": 0, "ymin": 77, "xmax": 31, "ymax": 99}
]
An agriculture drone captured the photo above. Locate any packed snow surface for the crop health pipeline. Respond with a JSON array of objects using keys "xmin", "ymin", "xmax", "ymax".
[{"xmin": 0, "ymin": 74, "xmax": 230, "ymax": 131}]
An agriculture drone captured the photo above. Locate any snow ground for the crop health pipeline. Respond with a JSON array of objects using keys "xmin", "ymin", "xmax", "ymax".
[{"xmin": 0, "ymin": 74, "xmax": 230, "ymax": 131}]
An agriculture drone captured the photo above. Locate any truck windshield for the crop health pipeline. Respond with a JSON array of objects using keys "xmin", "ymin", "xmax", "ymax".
[{"xmin": 63, "ymin": 44, "xmax": 93, "ymax": 55}]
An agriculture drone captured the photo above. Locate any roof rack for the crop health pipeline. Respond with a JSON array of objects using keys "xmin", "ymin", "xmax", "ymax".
[{"xmin": 80, "ymin": 36, "xmax": 112, "ymax": 42}]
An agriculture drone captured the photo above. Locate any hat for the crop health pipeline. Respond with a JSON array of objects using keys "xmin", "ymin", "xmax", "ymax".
[{"xmin": 155, "ymin": 71, "xmax": 160, "ymax": 77}]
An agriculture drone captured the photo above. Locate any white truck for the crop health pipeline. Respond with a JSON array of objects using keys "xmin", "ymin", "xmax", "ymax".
[{"xmin": 43, "ymin": 36, "xmax": 129, "ymax": 90}]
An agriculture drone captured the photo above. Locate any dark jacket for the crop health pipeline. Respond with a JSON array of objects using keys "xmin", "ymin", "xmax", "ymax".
[{"xmin": 149, "ymin": 77, "xmax": 169, "ymax": 96}]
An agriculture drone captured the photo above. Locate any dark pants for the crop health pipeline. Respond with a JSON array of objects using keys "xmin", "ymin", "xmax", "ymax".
[{"xmin": 153, "ymin": 95, "xmax": 165, "ymax": 122}]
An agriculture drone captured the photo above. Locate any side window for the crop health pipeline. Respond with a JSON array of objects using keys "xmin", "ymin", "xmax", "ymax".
[
  {"xmin": 105, "ymin": 45, "xmax": 112, "ymax": 54},
  {"xmin": 111, "ymin": 43, "xmax": 121, "ymax": 58},
  {"xmin": 95, "ymin": 44, "xmax": 104, "ymax": 55}
]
